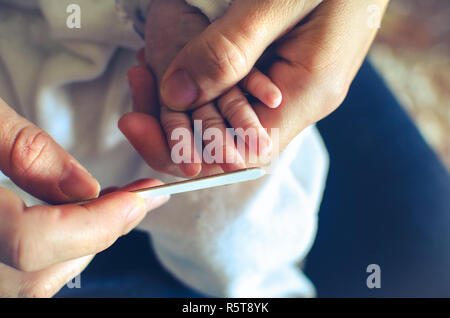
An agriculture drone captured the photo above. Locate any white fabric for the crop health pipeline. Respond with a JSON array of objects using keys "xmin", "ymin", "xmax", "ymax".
[
  {"xmin": 115, "ymin": 0, "xmax": 232, "ymax": 37},
  {"xmin": 0, "ymin": 0, "xmax": 329, "ymax": 297},
  {"xmin": 186, "ymin": 0, "xmax": 232, "ymax": 21}
]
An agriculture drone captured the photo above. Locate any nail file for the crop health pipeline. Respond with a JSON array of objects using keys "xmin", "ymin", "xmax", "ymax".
[{"xmin": 74, "ymin": 168, "xmax": 266, "ymax": 205}]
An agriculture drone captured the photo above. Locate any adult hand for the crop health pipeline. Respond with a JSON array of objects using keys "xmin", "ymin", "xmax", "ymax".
[
  {"xmin": 122, "ymin": 0, "xmax": 389, "ymax": 176},
  {"xmin": 0, "ymin": 98, "xmax": 168, "ymax": 297}
]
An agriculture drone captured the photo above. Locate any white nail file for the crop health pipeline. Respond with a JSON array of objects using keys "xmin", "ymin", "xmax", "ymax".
[
  {"xmin": 135, "ymin": 167, "xmax": 266, "ymax": 200},
  {"xmin": 75, "ymin": 168, "xmax": 266, "ymax": 205}
]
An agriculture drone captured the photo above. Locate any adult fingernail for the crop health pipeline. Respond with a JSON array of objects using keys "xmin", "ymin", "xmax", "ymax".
[
  {"xmin": 59, "ymin": 162, "xmax": 100, "ymax": 200},
  {"xmin": 162, "ymin": 69, "xmax": 199, "ymax": 109},
  {"xmin": 144, "ymin": 195, "xmax": 170, "ymax": 211},
  {"xmin": 124, "ymin": 201, "xmax": 147, "ymax": 234},
  {"xmin": 124, "ymin": 194, "xmax": 170, "ymax": 231}
]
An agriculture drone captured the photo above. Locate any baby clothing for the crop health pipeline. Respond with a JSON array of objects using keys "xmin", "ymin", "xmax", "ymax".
[{"xmin": 0, "ymin": 0, "xmax": 328, "ymax": 297}]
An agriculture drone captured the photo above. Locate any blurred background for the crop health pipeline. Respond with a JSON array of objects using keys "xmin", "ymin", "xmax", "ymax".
[{"xmin": 370, "ymin": 0, "xmax": 449, "ymax": 169}]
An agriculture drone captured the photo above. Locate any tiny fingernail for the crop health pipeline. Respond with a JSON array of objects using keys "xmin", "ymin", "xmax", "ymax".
[
  {"xmin": 162, "ymin": 69, "xmax": 199, "ymax": 108},
  {"xmin": 59, "ymin": 162, "xmax": 99, "ymax": 200},
  {"xmin": 181, "ymin": 163, "xmax": 201, "ymax": 177},
  {"xmin": 267, "ymin": 91, "xmax": 282, "ymax": 108}
]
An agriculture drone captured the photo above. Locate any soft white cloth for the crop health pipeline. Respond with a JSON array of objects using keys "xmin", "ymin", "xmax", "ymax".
[
  {"xmin": 0, "ymin": 0, "xmax": 329, "ymax": 297},
  {"xmin": 116, "ymin": 0, "xmax": 232, "ymax": 37},
  {"xmin": 186, "ymin": 0, "xmax": 232, "ymax": 21}
]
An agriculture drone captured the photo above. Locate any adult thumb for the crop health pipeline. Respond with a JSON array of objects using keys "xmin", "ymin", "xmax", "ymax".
[
  {"xmin": 0, "ymin": 99, "xmax": 100, "ymax": 203},
  {"xmin": 159, "ymin": 0, "xmax": 322, "ymax": 111}
]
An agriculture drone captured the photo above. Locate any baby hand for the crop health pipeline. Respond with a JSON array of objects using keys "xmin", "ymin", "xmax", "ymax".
[{"xmin": 129, "ymin": 0, "xmax": 281, "ymax": 177}]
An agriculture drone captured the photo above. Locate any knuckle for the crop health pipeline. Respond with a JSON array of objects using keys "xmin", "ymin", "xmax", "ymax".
[
  {"xmin": 10, "ymin": 126, "xmax": 53, "ymax": 179},
  {"xmin": 220, "ymin": 96, "xmax": 256, "ymax": 131},
  {"xmin": 201, "ymin": 116, "xmax": 224, "ymax": 131},
  {"xmin": 192, "ymin": 107, "xmax": 224, "ymax": 131},
  {"xmin": 202, "ymin": 31, "xmax": 249, "ymax": 84},
  {"xmin": 12, "ymin": 231, "xmax": 37, "ymax": 272},
  {"xmin": 220, "ymin": 95, "xmax": 249, "ymax": 124},
  {"xmin": 161, "ymin": 112, "xmax": 191, "ymax": 135}
]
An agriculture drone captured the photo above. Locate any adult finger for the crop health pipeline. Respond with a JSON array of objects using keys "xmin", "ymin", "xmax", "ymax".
[
  {"xmin": 0, "ymin": 178, "xmax": 169, "ymax": 297},
  {"xmin": 0, "ymin": 99, "xmax": 100, "ymax": 203},
  {"xmin": 0, "ymin": 182, "xmax": 168, "ymax": 272}
]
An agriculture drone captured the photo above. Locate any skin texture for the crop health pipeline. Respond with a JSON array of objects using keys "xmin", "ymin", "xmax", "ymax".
[
  {"xmin": 121, "ymin": 0, "xmax": 390, "ymax": 178},
  {"xmin": 0, "ymin": 98, "xmax": 169, "ymax": 297}
]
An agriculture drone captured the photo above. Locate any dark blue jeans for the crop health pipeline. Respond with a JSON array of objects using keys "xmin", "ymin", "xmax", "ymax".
[{"xmin": 57, "ymin": 61, "xmax": 450, "ymax": 298}]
